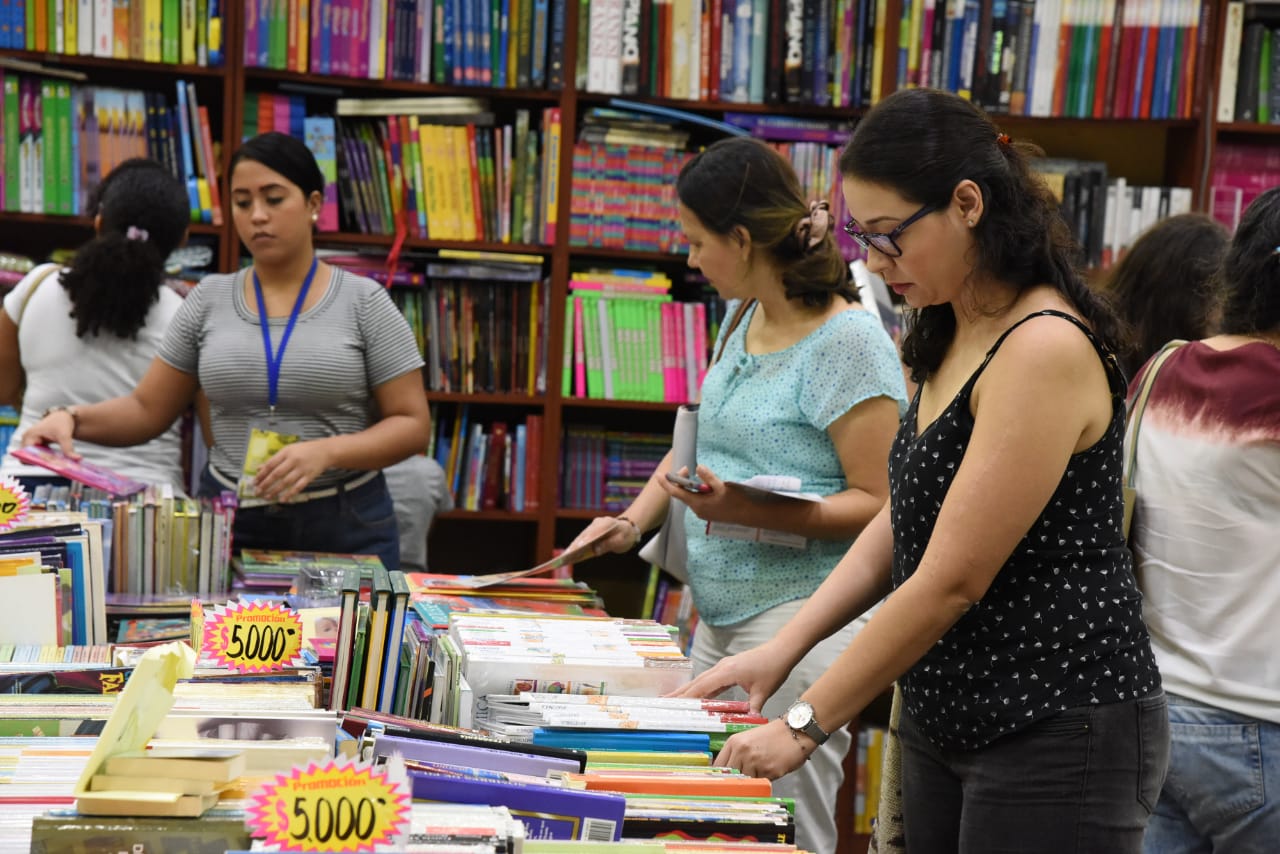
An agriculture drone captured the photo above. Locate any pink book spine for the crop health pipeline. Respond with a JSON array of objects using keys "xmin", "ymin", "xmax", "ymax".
[
  {"xmin": 352, "ymin": 0, "xmax": 368, "ymax": 79},
  {"xmin": 692, "ymin": 301, "xmax": 709, "ymax": 395},
  {"xmin": 672, "ymin": 301, "xmax": 689, "ymax": 403},
  {"xmin": 329, "ymin": 0, "xmax": 346, "ymax": 76},
  {"xmin": 244, "ymin": 0, "xmax": 259, "ymax": 67},
  {"xmin": 570, "ymin": 281, "xmax": 667, "ymax": 295},
  {"xmin": 573, "ymin": 296, "xmax": 587, "ymax": 398},
  {"xmin": 665, "ymin": 303, "xmax": 686, "ymax": 404}
]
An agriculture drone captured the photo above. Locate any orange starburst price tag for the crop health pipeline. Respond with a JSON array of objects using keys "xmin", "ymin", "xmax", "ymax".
[
  {"xmin": 246, "ymin": 760, "xmax": 410, "ymax": 852},
  {"xmin": 200, "ymin": 600, "xmax": 304, "ymax": 673},
  {"xmin": 0, "ymin": 477, "xmax": 30, "ymax": 533}
]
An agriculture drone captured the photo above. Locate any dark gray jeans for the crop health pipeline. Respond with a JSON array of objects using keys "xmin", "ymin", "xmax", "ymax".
[{"xmin": 899, "ymin": 692, "xmax": 1170, "ymax": 854}]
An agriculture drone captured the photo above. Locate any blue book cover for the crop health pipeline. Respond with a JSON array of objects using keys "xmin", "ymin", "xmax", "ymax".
[
  {"xmin": 532, "ymin": 728, "xmax": 711, "ymax": 753},
  {"xmin": 498, "ymin": 0, "xmax": 512, "ymax": 88},
  {"xmin": 531, "ymin": 0, "xmax": 549, "ymax": 88}
]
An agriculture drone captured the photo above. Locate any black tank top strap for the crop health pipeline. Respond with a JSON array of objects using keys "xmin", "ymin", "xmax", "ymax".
[{"xmin": 970, "ymin": 309, "xmax": 1127, "ymax": 400}]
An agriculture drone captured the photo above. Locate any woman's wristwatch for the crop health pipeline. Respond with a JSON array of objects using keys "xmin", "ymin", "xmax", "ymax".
[
  {"xmin": 41, "ymin": 405, "xmax": 80, "ymax": 435},
  {"xmin": 783, "ymin": 700, "xmax": 831, "ymax": 745}
]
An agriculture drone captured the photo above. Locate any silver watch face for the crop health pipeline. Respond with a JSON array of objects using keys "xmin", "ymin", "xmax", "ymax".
[{"xmin": 786, "ymin": 701, "xmax": 814, "ymax": 729}]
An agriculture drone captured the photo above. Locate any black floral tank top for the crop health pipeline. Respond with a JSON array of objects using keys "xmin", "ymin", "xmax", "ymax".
[{"xmin": 888, "ymin": 310, "xmax": 1161, "ymax": 750}]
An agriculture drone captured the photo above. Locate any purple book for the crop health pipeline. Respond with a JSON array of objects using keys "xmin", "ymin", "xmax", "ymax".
[{"xmin": 373, "ymin": 733, "xmax": 580, "ymax": 777}]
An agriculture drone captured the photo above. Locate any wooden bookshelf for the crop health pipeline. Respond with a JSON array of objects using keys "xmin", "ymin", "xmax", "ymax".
[{"xmin": 0, "ymin": 8, "xmax": 1240, "ymax": 843}]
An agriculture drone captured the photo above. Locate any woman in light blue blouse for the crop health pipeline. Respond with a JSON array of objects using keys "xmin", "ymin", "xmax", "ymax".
[{"xmin": 572, "ymin": 136, "xmax": 907, "ymax": 853}]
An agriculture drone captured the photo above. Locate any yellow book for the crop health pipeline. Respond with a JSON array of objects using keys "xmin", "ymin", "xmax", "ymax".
[
  {"xmin": 871, "ymin": 0, "xmax": 889, "ymax": 104},
  {"xmin": 90, "ymin": 772, "xmax": 224, "ymax": 796},
  {"xmin": 439, "ymin": 248, "xmax": 546, "ymax": 265},
  {"xmin": 542, "ymin": 108, "xmax": 560, "ymax": 245},
  {"xmin": 102, "ymin": 748, "xmax": 246, "ymax": 782},
  {"xmin": 66, "ymin": 0, "xmax": 78, "ymax": 55},
  {"xmin": 417, "ymin": 122, "xmax": 443, "ymax": 239},
  {"xmin": 180, "ymin": 0, "xmax": 197, "ymax": 64},
  {"xmin": 436, "ymin": 124, "xmax": 463, "ymax": 240},
  {"xmin": 143, "ymin": 0, "xmax": 162, "ymax": 61},
  {"xmin": 74, "ymin": 790, "xmax": 219, "ymax": 818}
]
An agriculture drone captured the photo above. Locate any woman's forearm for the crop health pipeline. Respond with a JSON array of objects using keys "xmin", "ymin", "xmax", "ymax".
[
  {"xmin": 314, "ymin": 413, "xmax": 430, "ymax": 472},
  {"xmin": 725, "ymin": 485, "xmax": 887, "ymax": 541}
]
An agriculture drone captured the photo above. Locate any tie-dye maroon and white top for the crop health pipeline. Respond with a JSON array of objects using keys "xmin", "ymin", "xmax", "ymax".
[{"xmin": 1128, "ymin": 340, "xmax": 1280, "ymax": 723}]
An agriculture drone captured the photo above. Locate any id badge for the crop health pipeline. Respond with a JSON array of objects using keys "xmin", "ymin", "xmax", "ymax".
[{"xmin": 238, "ymin": 422, "xmax": 302, "ymax": 500}]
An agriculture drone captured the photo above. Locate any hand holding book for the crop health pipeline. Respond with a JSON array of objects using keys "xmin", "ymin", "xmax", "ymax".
[{"xmin": 20, "ymin": 406, "xmax": 80, "ymax": 461}]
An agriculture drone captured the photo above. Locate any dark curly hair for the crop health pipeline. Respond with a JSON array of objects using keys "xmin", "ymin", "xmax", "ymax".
[
  {"xmin": 1101, "ymin": 213, "xmax": 1228, "ymax": 379},
  {"xmin": 61, "ymin": 158, "xmax": 189, "ymax": 339},
  {"xmin": 838, "ymin": 89, "xmax": 1121, "ymax": 383},
  {"xmin": 1218, "ymin": 186, "xmax": 1280, "ymax": 337},
  {"xmin": 677, "ymin": 136, "xmax": 854, "ymax": 309}
]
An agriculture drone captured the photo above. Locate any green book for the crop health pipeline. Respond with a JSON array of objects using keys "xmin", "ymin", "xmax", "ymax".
[{"xmin": 345, "ymin": 601, "xmax": 370, "ymax": 711}]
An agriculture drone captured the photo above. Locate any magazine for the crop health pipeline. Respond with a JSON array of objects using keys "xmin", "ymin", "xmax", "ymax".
[{"xmin": 10, "ymin": 446, "xmax": 147, "ymax": 497}]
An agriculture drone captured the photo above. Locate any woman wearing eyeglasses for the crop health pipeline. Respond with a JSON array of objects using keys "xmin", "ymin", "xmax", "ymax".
[
  {"xmin": 678, "ymin": 89, "xmax": 1168, "ymax": 853},
  {"xmin": 569, "ymin": 135, "xmax": 907, "ymax": 853}
]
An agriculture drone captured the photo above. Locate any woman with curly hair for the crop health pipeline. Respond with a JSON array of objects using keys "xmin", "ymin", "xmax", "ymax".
[{"xmin": 0, "ymin": 158, "xmax": 190, "ymax": 488}]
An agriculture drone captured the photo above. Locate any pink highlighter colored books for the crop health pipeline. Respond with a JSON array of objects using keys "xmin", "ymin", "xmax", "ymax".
[{"xmin": 11, "ymin": 445, "xmax": 149, "ymax": 496}]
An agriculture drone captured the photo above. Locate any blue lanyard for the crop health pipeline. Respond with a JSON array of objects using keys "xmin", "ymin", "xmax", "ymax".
[{"xmin": 253, "ymin": 257, "xmax": 318, "ymax": 416}]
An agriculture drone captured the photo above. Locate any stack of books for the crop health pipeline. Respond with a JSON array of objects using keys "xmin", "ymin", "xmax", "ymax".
[{"xmin": 78, "ymin": 748, "xmax": 246, "ymax": 818}]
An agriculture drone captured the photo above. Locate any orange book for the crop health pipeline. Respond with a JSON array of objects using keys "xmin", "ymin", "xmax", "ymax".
[{"xmin": 564, "ymin": 771, "xmax": 772, "ymax": 797}]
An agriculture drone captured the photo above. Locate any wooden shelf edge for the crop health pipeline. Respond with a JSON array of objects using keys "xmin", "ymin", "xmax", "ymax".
[
  {"xmin": 0, "ymin": 48, "xmax": 224, "ymax": 77},
  {"xmin": 575, "ymin": 91, "xmax": 863, "ymax": 120},
  {"xmin": 0, "ymin": 212, "xmax": 222, "ymax": 236},
  {"xmin": 243, "ymin": 67, "xmax": 562, "ymax": 101},
  {"xmin": 315, "ymin": 232, "xmax": 551, "ymax": 255},
  {"xmin": 436, "ymin": 509, "xmax": 540, "ymax": 522},
  {"xmin": 1215, "ymin": 121, "xmax": 1280, "ymax": 136},
  {"xmin": 570, "ymin": 245, "xmax": 688, "ymax": 264},
  {"xmin": 560, "ymin": 398, "xmax": 683, "ymax": 412},
  {"xmin": 426, "ymin": 392, "xmax": 546, "ymax": 406}
]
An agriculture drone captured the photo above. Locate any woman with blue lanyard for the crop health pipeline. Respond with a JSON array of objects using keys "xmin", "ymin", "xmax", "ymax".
[{"xmin": 21, "ymin": 132, "xmax": 430, "ymax": 571}]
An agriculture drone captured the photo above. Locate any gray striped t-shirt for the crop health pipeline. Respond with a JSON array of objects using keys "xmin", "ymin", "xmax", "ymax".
[{"xmin": 159, "ymin": 267, "xmax": 424, "ymax": 488}]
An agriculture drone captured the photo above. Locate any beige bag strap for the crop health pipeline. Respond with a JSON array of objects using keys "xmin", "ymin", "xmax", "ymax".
[
  {"xmin": 713, "ymin": 299, "xmax": 756, "ymax": 366},
  {"xmin": 14, "ymin": 264, "xmax": 62, "ymax": 327},
  {"xmin": 1124, "ymin": 340, "xmax": 1186, "ymax": 490}
]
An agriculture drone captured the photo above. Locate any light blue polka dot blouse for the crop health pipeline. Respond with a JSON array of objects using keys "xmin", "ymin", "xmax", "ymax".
[{"xmin": 684, "ymin": 300, "xmax": 908, "ymax": 626}]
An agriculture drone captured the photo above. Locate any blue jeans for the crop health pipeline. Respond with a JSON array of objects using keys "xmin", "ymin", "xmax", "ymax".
[
  {"xmin": 900, "ymin": 692, "xmax": 1170, "ymax": 853},
  {"xmin": 1144, "ymin": 693, "xmax": 1280, "ymax": 854},
  {"xmin": 198, "ymin": 467, "xmax": 400, "ymax": 571}
]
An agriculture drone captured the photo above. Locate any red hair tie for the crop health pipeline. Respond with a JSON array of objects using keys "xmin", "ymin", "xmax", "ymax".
[{"xmin": 996, "ymin": 133, "xmax": 1012, "ymax": 147}]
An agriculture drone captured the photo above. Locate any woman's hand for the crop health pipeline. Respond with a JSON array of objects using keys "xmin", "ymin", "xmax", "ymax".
[
  {"xmin": 253, "ymin": 439, "xmax": 333, "ymax": 502},
  {"xmin": 567, "ymin": 515, "xmax": 642, "ymax": 556},
  {"xmin": 715, "ymin": 717, "xmax": 814, "ymax": 780},
  {"xmin": 668, "ymin": 642, "xmax": 795, "ymax": 714},
  {"xmin": 657, "ymin": 464, "xmax": 741, "ymax": 525},
  {"xmin": 20, "ymin": 409, "xmax": 80, "ymax": 459}
]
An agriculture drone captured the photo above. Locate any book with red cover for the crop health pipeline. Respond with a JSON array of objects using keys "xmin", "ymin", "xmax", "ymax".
[{"xmin": 11, "ymin": 446, "xmax": 147, "ymax": 496}]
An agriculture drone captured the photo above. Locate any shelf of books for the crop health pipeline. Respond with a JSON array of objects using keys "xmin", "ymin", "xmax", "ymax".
[{"xmin": 0, "ymin": 0, "xmax": 1251, "ymax": 846}]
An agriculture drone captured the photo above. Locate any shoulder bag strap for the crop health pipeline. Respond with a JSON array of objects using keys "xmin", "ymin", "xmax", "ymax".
[
  {"xmin": 14, "ymin": 264, "xmax": 62, "ymax": 328},
  {"xmin": 713, "ymin": 299, "xmax": 756, "ymax": 366},
  {"xmin": 1124, "ymin": 340, "xmax": 1186, "ymax": 490}
]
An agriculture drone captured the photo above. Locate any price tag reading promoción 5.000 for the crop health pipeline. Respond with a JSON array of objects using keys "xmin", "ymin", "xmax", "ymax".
[
  {"xmin": 200, "ymin": 600, "xmax": 304, "ymax": 673},
  {"xmin": 246, "ymin": 760, "xmax": 411, "ymax": 852}
]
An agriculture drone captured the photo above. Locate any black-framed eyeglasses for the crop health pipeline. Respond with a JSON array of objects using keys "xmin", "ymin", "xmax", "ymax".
[{"xmin": 843, "ymin": 203, "xmax": 938, "ymax": 258}]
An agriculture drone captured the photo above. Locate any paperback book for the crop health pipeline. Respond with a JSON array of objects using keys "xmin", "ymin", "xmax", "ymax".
[{"xmin": 11, "ymin": 446, "xmax": 148, "ymax": 497}]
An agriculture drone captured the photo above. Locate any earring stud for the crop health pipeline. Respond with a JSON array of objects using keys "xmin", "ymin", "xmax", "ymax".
[{"xmin": 967, "ymin": 219, "xmax": 975, "ymax": 227}]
